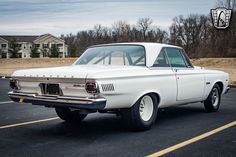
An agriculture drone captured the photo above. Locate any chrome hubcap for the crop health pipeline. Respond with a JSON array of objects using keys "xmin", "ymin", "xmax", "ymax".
[
  {"xmin": 139, "ymin": 95, "xmax": 154, "ymax": 121},
  {"xmin": 212, "ymin": 88, "xmax": 219, "ymax": 107}
]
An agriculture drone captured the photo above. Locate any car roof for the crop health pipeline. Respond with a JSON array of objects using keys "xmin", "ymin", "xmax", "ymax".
[{"xmin": 90, "ymin": 42, "xmax": 181, "ymax": 49}]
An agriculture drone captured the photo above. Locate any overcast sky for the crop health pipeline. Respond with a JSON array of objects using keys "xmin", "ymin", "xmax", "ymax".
[{"xmin": 0, "ymin": 0, "xmax": 217, "ymax": 36}]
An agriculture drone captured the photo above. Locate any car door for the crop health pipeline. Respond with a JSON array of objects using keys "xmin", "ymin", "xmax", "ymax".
[
  {"xmin": 165, "ymin": 47, "xmax": 205, "ymax": 101},
  {"xmin": 150, "ymin": 48, "xmax": 177, "ymax": 107}
]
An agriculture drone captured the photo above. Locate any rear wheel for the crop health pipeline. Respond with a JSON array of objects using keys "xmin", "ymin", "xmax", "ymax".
[
  {"xmin": 55, "ymin": 107, "xmax": 87, "ymax": 122},
  {"xmin": 204, "ymin": 84, "xmax": 221, "ymax": 112},
  {"xmin": 121, "ymin": 94, "xmax": 158, "ymax": 131}
]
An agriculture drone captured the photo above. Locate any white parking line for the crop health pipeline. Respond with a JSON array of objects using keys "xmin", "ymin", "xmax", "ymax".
[{"xmin": 0, "ymin": 101, "xmax": 14, "ymax": 105}]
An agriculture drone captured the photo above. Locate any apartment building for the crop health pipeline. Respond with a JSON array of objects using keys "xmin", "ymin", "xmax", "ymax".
[{"xmin": 0, "ymin": 34, "xmax": 68, "ymax": 58}]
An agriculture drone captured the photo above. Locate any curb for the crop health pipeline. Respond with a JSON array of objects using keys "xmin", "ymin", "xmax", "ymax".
[
  {"xmin": 0, "ymin": 76, "xmax": 11, "ymax": 79},
  {"xmin": 229, "ymin": 85, "xmax": 236, "ymax": 88}
]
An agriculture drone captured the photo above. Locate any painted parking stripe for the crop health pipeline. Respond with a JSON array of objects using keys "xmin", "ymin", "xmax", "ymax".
[
  {"xmin": 147, "ymin": 120, "xmax": 236, "ymax": 157},
  {"xmin": 0, "ymin": 101, "xmax": 13, "ymax": 105},
  {"xmin": 0, "ymin": 117, "xmax": 59, "ymax": 129}
]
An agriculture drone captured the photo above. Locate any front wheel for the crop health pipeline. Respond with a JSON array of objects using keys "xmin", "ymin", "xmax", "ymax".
[
  {"xmin": 204, "ymin": 84, "xmax": 221, "ymax": 112},
  {"xmin": 55, "ymin": 107, "xmax": 87, "ymax": 122},
  {"xmin": 121, "ymin": 94, "xmax": 158, "ymax": 131}
]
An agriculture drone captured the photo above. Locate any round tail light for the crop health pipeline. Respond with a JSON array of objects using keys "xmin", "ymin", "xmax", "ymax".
[
  {"xmin": 10, "ymin": 79, "xmax": 20, "ymax": 90},
  {"xmin": 85, "ymin": 82, "xmax": 99, "ymax": 93}
]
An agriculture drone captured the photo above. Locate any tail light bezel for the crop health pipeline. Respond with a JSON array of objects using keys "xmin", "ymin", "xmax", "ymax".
[
  {"xmin": 10, "ymin": 79, "xmax": 21, "ymax": 90},
  {"xmin": 85, "ymin": 82, "xmax": 99, "ymax": 94}
]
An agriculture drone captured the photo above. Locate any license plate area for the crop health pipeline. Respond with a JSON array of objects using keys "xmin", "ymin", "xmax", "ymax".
[{"xmin": 39, "ymin": 83, "xmax": 61, "ymax": 95}]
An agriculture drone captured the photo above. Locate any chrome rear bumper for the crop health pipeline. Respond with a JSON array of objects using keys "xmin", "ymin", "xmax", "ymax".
[{"xmin": 8, "ymin": 91, "xmax": 106, "ymax": 110}]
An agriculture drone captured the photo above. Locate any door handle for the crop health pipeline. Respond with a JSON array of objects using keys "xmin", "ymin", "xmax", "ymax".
[{"xmin": 173, "ymin": 68, "xmax": 178, "ymax": 72}]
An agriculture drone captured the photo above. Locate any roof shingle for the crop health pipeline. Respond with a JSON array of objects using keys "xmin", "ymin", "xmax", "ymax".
[{"xmin": 0, "ymin": 35, "xmax": 39, "ymax": 42}]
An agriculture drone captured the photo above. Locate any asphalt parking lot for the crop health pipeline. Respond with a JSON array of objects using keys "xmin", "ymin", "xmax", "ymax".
[{"xmin": 0, "ymin": 78, "xmax": 235, "ymax": 157}]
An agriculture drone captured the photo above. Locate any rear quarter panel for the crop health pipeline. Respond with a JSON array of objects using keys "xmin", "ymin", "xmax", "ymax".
[
  {"xmin": 203, "ymin": 70, "xmax": 229, "ymax": 99},
  {"xmin": 94, "ymin": 69, "xmax": 177, "ymax": 109}
]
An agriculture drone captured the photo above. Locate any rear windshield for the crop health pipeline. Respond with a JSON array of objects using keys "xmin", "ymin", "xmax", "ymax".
[{"xmin": 74, "ymin": 45, "xmax": 146, "ymax": 66}]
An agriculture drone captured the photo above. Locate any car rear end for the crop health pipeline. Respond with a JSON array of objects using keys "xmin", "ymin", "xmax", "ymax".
[{"xmin": 8, "ymin": 77, "xmax": 106, "ymax": 110}]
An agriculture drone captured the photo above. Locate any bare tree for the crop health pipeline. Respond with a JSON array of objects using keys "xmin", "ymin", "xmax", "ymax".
[
  {"xmin": 64, "ymin": 4, "xmax": 236, "ymax": 58},
  {"xmin": 169, "ymin": 14, "xmax": 212, "ymax": 57},
  {"xmin": 147, "ymin": 26, "xmax": 168, "ymax": 43},
  {"xmin": 64, "ymin": 33, "xmax": 77, "ymax": 57},
  {"xmin": 217, "ymin": 0, "xmax": 236, "ymax": 9},
  {"xmin": 94, "ymin": 24, "xmax": 103, "ymax": 39},
  {"xmin": 169, "ymin": 16, "xmax": 184, "ymax": 46},
  {"xmin": 112, "ymin": 21, "xmax": 131, "ymax": 42},
  {"xmin": 137, "ymin": 18, "xmax": 153, "ymax": 40}
]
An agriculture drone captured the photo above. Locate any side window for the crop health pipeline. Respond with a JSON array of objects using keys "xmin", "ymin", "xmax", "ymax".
[
  {"xmin": 129, "ymin": 50, "xmax": 145, "ymax": 66},
  {"xmin": 165, "ymin": 48, "xmax": 187, "ymax": 68},
  {"xmin": 181, "ymin": 50, "xmax": 193, "ymax": 68},
  {"xmin": 153, "ymin": 49, "xmax": 170, "ymax": 67}
]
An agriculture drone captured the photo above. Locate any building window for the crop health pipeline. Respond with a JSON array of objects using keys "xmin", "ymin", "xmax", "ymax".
[
  {"xmin": 1, "ymin": 53, "xmax": 7, "ymax": 58},
  {"xmin": 1, "ymin": 44, "xmax": 7, "ymax": 48},
  {"xmin": 35, "ymin": 44, "xmax": 40, "ymax": 48},
  {"xmin": 57, "ymin": 44, "xmax": 63, "ymax": 47},
  {"xmin": 16, "ymin": 44, "xmax": 22, "ymax": 47},
  {"xmin": 51, "ymin": 44, "xmax": 56, "ymax": 48},
  {"xmin": 43, "ymin": 44, "xmax": 49, "ymax": 48}
]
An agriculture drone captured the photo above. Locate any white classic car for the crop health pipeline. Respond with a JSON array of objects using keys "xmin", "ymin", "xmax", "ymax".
[{"xmin": 8, "ymin": 43, "xmax": 230, "ymax": 131}]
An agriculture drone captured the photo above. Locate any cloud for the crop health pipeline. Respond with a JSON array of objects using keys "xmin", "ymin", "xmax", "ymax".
[{"xmin": 0, "ymin": 0, "xmax": 217, "ymax": 35}]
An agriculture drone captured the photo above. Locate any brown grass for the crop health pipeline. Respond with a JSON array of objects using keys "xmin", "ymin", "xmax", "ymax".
[
  {"xmin": 0, "ymin": 58, "xmax": 77, "ymax": 77},
  {"xmin": 192, "ymin": 58, "xmax": 236, "ymax": 85},
  {"xmin": 0, "ymin": 58, "xmax": 235, "ymax": 85}
]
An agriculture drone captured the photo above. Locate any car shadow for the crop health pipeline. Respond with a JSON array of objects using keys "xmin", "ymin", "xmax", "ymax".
[
  {"xmin": 29, "ymin": 103, "xmax": 208, "ymax": 138},
  {"xmin": 155, "ymin": 104, "xmax": 207, "ymax": 124}
]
